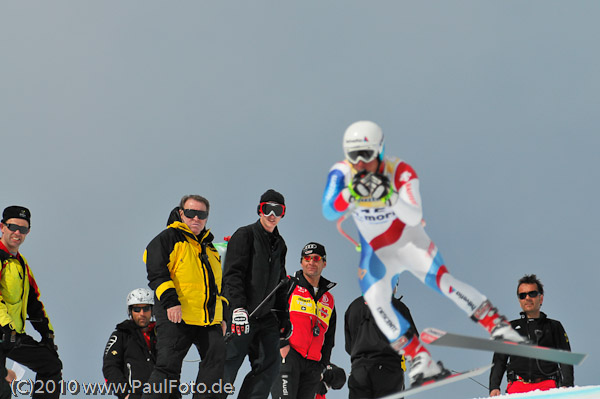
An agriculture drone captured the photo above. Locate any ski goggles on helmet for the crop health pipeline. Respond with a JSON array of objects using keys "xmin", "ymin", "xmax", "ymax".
[
  {"xmin": 345, "ymin": 149, "xmax": 378, "ymax": 164},
  {"xmin": 182, "ymin": 209, "xmax": 208, "ymax": 220},
  {"xmin": 518, "ymin": 290, "xmax": 540, "ymax": 300},
  {"xmin": 3, "ymin": 223, "xmax": 30, "ymax": 234},
  {"xmin": 259, "ymin": 202, "xmax": 285, "ymax": 217}
]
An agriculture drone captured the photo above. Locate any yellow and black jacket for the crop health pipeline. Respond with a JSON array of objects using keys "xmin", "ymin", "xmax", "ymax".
[
  {"xmin": 0, "ymin": 242, "xmax": 54, "ymax": 336},
  {"xmin": 144, "ymin": 222, "xmax": 225, "ymax": 326}
]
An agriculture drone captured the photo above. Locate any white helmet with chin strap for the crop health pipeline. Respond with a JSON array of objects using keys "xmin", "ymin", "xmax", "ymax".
[
  {"xmin": 342, "ymin": 121, "xmax": 385, "ymax": 164},
  {"xmin": 126, "ymin": 288, "xmax": 154, "ymax": 316}
]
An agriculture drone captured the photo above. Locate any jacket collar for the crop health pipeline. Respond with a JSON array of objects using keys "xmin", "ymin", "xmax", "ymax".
[
  {"xmin": 520, "ymin": 311, "xmax": 547, "ymax": 320},
  {"xmin": 293, "ymin": 269, "xmax": 336, "ymax": 297},
  {"xmin": 168, "ymin": 221, "xmax": 213, "ymax": 243}
]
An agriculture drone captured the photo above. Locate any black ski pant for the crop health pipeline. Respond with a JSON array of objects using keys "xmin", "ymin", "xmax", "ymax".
[
  {"xmin": 222, "ymin": 315, "xmax": 280, "ymax": 399},
  {"xmin": 270, "ymin": 347, "xmax": 322, "ymax": 399},
  {"xmin": 141, "ymin": 317, "xmax": 225, "ymax": 399},
  {"xmin": 3, "ymin": 335, "xmax": 62, "ymax": 399},
  {"xmin": 348, "ymin": 361, "xmax": 405, "ymax": 399}
]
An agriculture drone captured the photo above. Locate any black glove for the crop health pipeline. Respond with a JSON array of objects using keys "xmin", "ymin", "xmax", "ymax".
[
  {"xmin": 350, "ymin": 171, "xmax": 374, "ymax": 198},
  {"xmin": 1, "ymin": 325, "xmax": 24, "ymax": 351},
  {"xmin": 279, "ymin": 318, "xmax": 293, "ymax": 341},
  {"xmin": 41, "ymin": 332, "xmax": 58, "ymax": 353},
  {"xmin": 370, "ymin": 173, "xmax": 391, "ymax": 200},
  {"xmin": 321, "ymin": 363, "xmax": 346, "ymax": 390}
]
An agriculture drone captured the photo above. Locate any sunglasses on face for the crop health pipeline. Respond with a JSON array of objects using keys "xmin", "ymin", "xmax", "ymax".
[
  {"xmin": 518, "ymin": 290, "xmax": 540, "ymax": 300},
  {"xmin": 182, "ymin": 209, "xmax": 208, "ymax": 220},
  {"xmin": 131, "ymin": 305, "xmax": 152, "ymax": 313},
  {"xmin": 4, "ymin": 223, "xmax": 30, "ymax": 234},
  {"xmin": 302, "ymin": 255, "xmax": 323, "ymax": 262},
  {"xmin": 259, "ymin": 202, "xmax": 285, "ymax": 217},
  {"xmin": 346, "ymin": 149, "xmax": 377, "ymax": 164}
]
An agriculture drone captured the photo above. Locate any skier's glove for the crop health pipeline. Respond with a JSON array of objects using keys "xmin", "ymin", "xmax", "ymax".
[
  {"xmin": 369, "ymin": 173, "xmax": 392, "ymax": 201},
  {"xmin": 349, "ymin": 171, "xmax": 374, "ymax": 199},
  {"xmin": 231, "ymin": 308, "xmax": 250, "ymax": 336},
  {"xmin": 321, "ymin": 364, "xmax": 346, "ymax": 390},
  {"xmin": 279, "ymin": 319, "xmax": 293, "ymax": 341}
]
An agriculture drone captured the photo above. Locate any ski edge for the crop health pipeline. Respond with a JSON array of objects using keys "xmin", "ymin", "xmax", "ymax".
[{"xmin": 377, "ymin": 364, "xmax": 493, "ymax": 399}]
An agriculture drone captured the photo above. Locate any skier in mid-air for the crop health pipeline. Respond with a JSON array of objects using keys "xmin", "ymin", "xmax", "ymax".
[{"xmin": 322, "ymin": 120, "xmax": 525, "ymax": 386}]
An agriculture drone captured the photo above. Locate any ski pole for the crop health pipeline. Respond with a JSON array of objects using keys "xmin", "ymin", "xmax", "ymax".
[
  {"xmin": 336, "ymin": 205, "xmax": 361, "ymax": 252},
  {"xmin": 223, "ymin": 276, "xmax": 298, "ymax": 343}
]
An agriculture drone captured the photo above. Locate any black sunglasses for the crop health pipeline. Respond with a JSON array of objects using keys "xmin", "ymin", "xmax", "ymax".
[
  {"xmin": 182, "ymin": 209, "xmax": 208, "ymax": 220},
  {"xmin": 131, "ymin": 305, "xmax": 152, "ymax": 313},
  {"xmin": 4, "ymin": 223, "xmax": 30, "ymax": 234},
  {"xmin": 518, "ymin": 290, "xmax": 540, "ymax": 300}
]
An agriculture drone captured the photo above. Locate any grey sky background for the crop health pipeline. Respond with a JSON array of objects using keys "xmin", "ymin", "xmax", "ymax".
[{"xmin": 2, "ymin": 2, "xmax": 599, "ymax": 398}]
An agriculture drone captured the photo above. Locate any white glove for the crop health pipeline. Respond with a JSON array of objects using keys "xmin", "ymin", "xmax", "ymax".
[{"xmin": 231, "ymin": 308, "xmax": 250, "ymax": 336}]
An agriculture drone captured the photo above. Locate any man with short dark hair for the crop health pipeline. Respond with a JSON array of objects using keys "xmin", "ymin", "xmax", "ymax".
[
  {"xmin": 143, "ymin": 195, "xmax": 226, "ymax": 399},
  {"xmin": 271, "ymin": 242, "xmax": 336, "ymax": 399},
  {"xmin": 103, "ymin": 288, "xmax": 157, "ymax": 399},
  {"xmin": 0, "ymin": 205, "xmax": 62, "ymax": 399},
  {"xmin": 489, "ymin": 274, "xmax": 574, "ymax": 396},
  {"xmin": 221, "ymin": 189, "xmax": 289, "ymax": 399}
]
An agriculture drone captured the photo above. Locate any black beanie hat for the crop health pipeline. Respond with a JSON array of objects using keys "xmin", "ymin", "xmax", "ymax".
[
  {"xmin": 2, "ymin": 206, "xmax": 31, "ymax": 226},
  {"xmin": 259, "ymin": 189, "xmax": 285, "ymax": 205}
]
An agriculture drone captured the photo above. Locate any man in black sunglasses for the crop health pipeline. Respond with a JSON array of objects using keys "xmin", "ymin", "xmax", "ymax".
[
  {"xmin": 103, "ymin": 288, "xmax": 157, "ymax": 399},
  {"xmin": 144, "ymin": 195, "xmax": 227, "ymax": 399},
  {"xmin": 221, "ymin": 189, "xmax": 289, "ymax": 399},
  {"xmin": 489, "ymin": 274, "xmax": 574, "ymax": 396},
  {"xmin": 0, "ymin": 206, "xmax": 62, "ymax": 399}
]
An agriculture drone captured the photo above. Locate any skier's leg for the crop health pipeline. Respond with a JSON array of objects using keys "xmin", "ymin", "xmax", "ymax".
[
  {"xmin": 362, "ymin": 235, "xmax": 449, "ymax": 386},
  {"xmin": 396, "ymin": 225, "xmax": 524, "ymax": 341},
  {"xmin": 358, "ymin": 232, "xmax": 412, "ymax": 343}
]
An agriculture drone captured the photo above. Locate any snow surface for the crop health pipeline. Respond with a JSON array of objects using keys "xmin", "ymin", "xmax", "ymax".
[{"xmin": 473, "ymin": 386, "xmax": 600, "ymax": 399}]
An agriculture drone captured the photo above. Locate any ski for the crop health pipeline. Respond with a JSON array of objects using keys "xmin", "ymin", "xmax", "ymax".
[
  {"xmin": 378, "ymin": 364, "xmax": 492, "ymax": 399},
  {"xmin": 421, "ymin": 327, "xmax": 587, "ymax": 365}
]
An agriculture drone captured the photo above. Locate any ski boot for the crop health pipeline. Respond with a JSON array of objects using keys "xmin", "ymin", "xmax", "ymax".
[
  {"xmin": 408, "ymin": 351, "xmax": 451, "ymax": 387},
  {"xmin": 472, "ymin": 300, "xmax": 527, "ymax": 343}
]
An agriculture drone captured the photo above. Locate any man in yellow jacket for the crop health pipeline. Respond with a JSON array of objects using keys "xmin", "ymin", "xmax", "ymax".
[
  {"xmin": 142, "ymin": 195, "xmax": 228, "ymax": 399},
  {"xmin": 0, "ymin": 205, "xmax": 62, "ymax": 399}
]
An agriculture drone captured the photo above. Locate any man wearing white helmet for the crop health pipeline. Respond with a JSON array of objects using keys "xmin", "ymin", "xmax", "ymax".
[
  {"xmin": 322, "ymin": 121, "xmax": 524, "ymax": 386},
  {"xmin": 103, "ymin": 288, "xmax": 157, "ymax": 399}
]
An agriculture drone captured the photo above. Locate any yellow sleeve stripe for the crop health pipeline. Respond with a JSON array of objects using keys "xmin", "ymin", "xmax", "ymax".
[{"xmin": 156, "ymin": 281, "xmax": 176, "ymax": 300}]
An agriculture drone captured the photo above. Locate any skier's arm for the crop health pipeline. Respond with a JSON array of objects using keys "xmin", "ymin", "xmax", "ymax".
[
  {"xmin": 144, "ymin": 231, "xmax": 180, "ymax": 310},
  {"xmin": 24, "ymin": 268, "xmax": 54, "ymax": 339},
  {"xmin": 274, "ymin": 245, "xmax": 289, "ymax": 313},
  {"xmin": 322, "ymin": 162, "xmax": 352, "ymax": 221},
  {"xmin": 389, "ymin": 162, "xmax": 423, "ymax": 226},
  {"xmin": 321, "ymin": 307, "xmax": 336, "ymax": 365},
  {"xmin": 222, "ymin": 228, "xmax": 252, "ymax": 312},
  {"xmin": 102, "ymin": 330, "xmax": 131, "ymax": 399},
  {"xmin": 489, "ymin": 352, "xmax": 508, "ymax": 394},
  {"xmin": 344, "ymin": 303, "xmax": 354, "ymax": 356},
  {"xmin": 554, "ymin": 321, "xmax": 574, "ymax": 386}
]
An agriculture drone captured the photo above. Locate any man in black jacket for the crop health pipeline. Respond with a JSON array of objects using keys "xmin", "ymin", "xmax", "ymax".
[
  {"xmin": 489, "ymin": 274, "xmax": 574, "ymax": 396},
  {"xmin": 103, "ymin": 288, "xmax": 157, "ymax": 399},
  {"xmin": 344, "ymin": 291, "xmax": 416, "ymax": 399},
  {"xmin": 221, "ymin": 189, "xmax": 289, "ymax": 399}
]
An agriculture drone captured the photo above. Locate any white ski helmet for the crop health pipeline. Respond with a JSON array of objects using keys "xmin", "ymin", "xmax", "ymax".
[
  {"xmin": 126, "ymin": 288, "xmax": 154, "ymax": 307},
  {"xmin": 342, "ymin": 120, "xmax": 384, "ymax": 164}
]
